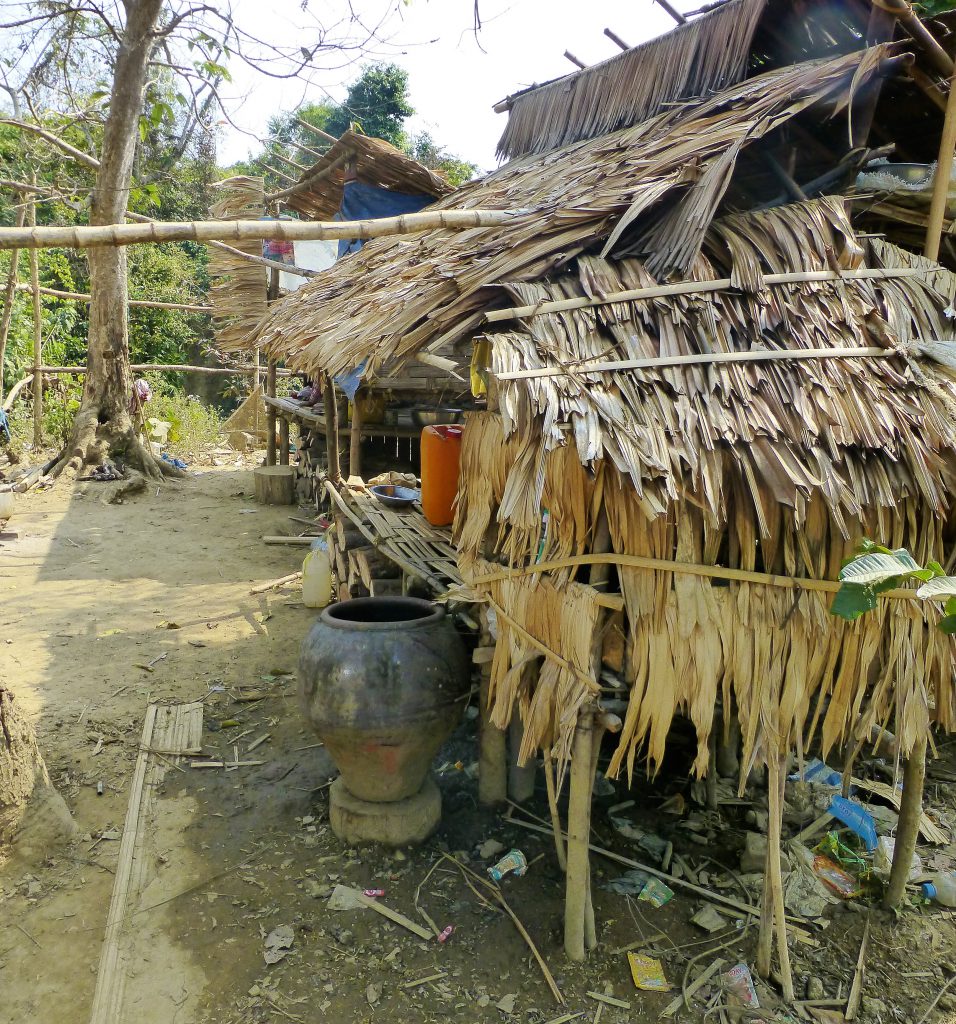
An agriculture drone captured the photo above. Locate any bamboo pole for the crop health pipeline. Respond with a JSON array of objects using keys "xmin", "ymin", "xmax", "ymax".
[
  {"xmin": 498, "ymin": 345, "xmax": 902, "ymax": 381},
  {"xmin": 322, "ymin": 375, "xmax": 341, "ymax": 485},
  {"xmin": 603, "ymin": 27, "xmax": 630, "ymax": 50},
  {"xmin": 543, "ymin": 751, "xmax": 567, "ymax": 870},
  {"xmin": 38, "ymin": 363, "xmax": 291, "ymax": 376},
  {"xmin": 471, "ymin": 552, "xmax": 922, "ymax": 600},
  {"xmin": 924, "ymin": 65, "xmax": 956, "ymax": 261},
  {"xmin": 0, "ymin": 200, "xmax": 26, "ymax": 404},
  {"xmin": 266, "ymin": 360, "xmax": 277, "ymax": 467},
  {"xmin": 0, "ymin": 209, "xmax": 526, "ymax": 250},
  {"xmin": 294, "ymin": 117, "xmax": 339, "ymax": 146},
  {"xmin": 13, "ymin": 283, "xmax": 212, "ymax": 313},
  {"xmin": 478, "ymin": 609, "xmax": 508, "ymax": 806},
  {"xmin": 349, "ymin": 390, "xmax": 363, "ymax": 479},
  {"xmin": 883, "ymin": 730, "xmax": 927, "ymax": 907},
  {"xmin": 873, "ymin": 0, "xmax": 954, "ymax": 78},
  {"xmin": 266, "ymin": 151, "xmax": 352, "ymax": 203},
  {"xmin": 28, "ymin": 183, "xmax": 41, "ymax": 450},
  {"xmin": 766, "ymin": 751, "xmax": 795, "ymax": 1001},
  {"xmin": 2, "ymin": 373, "xmax": 32, "ymax": 412},
  {"xmin": 484, "ymin": 266, "xmax": 928, "ymax": 325},
  {"xmin": 564, "ymin": 708, "xmax": 594, "ymax": 962}
]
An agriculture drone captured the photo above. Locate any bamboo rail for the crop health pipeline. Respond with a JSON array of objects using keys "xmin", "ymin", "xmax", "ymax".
[
  {"xmin": 266, "ymin": 151, "xmax": 352, "ymax": 203},
  {"xmin": 494, "ymin": 346, "xmax": 893, "ymax": 381},
  {"xmin": 470, "ymin": 552, "xmax": 922, "ymax": 600},
  {"xmin": 14, "ymin": 283, "xmax": 212, "ymax": 313},
  {"xmin": 0, "ymin": 209, "xmax": 527, "ymax": 250},
  {"xmin": 36, "ymin": 363, "xmax": 294, "ymax": 376},
  {"xmin": 484, "ymin": 266, "xmax": 929, "ymax": 324},
  {"xmin": 28, "ymin": 182, "xmax": 41, "ymax": 448}
]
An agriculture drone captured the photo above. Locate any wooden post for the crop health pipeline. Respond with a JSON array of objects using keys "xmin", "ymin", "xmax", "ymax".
[
  {"xmin": 543, "ymin": 751, "xmax": 567, "ymax": 870},
  {"xmin": 508, "ymin": 713, "xmax": 537, "ymax": 802},
  {"xmin": 278, "ymin": 416, "xmax": 290, "ymax": 466},
  {"xmin": 0, "ymin": 199, "xmax": 26, "ymax": 405},
  {"xmin": 266, "ymin": 360, "xmax": 277, "ymax": 466},
  {"xmin": 323, "ymin": 375, "xmax": 341, "ymax": 484},
  {"xmin": 564, "ymin": 708, "xmax": 594, "ymax": 962},
  {"xmin": 925, "ymin": 67, "xmax": 956, "ymax": 261},
  {"xmin": 28, "ymin": 189, "xmax": 41, "ymax": 450},
  {"xmin": 758, "ymin": 750, "xmax": 795, "ymax": 1001},
  {"xmin": 884, "ymin": 730, "xmax": 927, "ymax": 908},
  {"xmin": 478, "ymin": 610, "xmax": 508, "ymax": 807},
  {"xmin": 349, "ymin": 389, "xmax": 363, "ymax": 480}
]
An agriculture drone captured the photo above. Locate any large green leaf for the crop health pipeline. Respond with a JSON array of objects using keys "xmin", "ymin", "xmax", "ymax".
[
  {"xmin": 830, "ymin": 583, "xmax": 878, "ymax": 621},
  {"xmin": 838, "ymin": 550, "xmax": 924, "ymax": 586},
  {"xmin": 916, "ymin": 576, "xmax": 956, "ymax": 600},
  {"xmin": 938, "ymin": 614, "xmax": 956, "ymax": 635}
]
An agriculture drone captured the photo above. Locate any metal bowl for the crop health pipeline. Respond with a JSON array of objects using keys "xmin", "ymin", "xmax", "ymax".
[
  {"xmin": 369, "ymin": 484, "xmax": 421, "ymax": 509},
  {"xmin": 411, "ymin": 407, "xmax": 464, "ymax": 427}
]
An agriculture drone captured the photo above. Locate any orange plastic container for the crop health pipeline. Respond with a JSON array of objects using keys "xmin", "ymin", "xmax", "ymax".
[{"xmin": 420, "ymin": 424, "xmax": 463, "ymax": 526}]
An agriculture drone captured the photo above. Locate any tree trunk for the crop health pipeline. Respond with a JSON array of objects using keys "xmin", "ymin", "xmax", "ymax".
[
  {"xmin": 1, "ymin": 687, "xmax": 75, "ymax": 861},
  {"xmin": 53, "ymin": 0, "xmax": 179, "ymax": 480},
  {"xmin": 883, "ymin": 731, "xmax": 927, "ymax": 908}
]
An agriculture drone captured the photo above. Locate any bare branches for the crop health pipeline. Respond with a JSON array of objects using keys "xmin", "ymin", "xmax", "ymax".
[{"xmin": 0, "ymin": 117, "xmax": 100, "ymax": 169}]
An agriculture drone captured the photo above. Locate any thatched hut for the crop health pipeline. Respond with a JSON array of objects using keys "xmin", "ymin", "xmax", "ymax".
[{"xmin": 254, "ymin": 0, "xmax": 956, "ymax": 975}]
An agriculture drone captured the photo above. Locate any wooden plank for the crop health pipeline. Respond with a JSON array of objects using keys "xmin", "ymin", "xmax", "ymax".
[{"xmin": 88, "ymin": 704, "xmax": 158, "ymax": 1024}]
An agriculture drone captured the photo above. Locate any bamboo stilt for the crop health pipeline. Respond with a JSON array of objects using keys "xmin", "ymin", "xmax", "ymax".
[
  {"xmin": 349, "ymin": 390, "xmax": 363, "ymax": 479},
  {"xmin": 322, "ymin": 375, "xmax": 341, "ymax": 485},
  {"xmin": 925, "ymin": 65, "xmax": 956, "ymax": 261},
  {"xmin": 564, "ymin": 708, "xmax": 594, "ymax": 962},
  {"xmin": 766, "ymin": 752, "xmax": 794, "ymax": 1001},
  {"xmin": 478, "ymin": 613, "xmax": 508, "ymax": 807},
  {"xmin": 266, "ymin": 361, "xmax": 277, "ymax": 467},
  {"xmin": 884, "ymin": 730, "xmax": 927, "ymax": 908},
  {"xmin": 28, "ymin": 188, "xmax": 41, "ymax": 450},
  {"xmin": 0, "ymin": 199, "xmax": 26, "ymax": 405},
  {"xmin": 543, "ymin": 751, "xmax": 567, "ymax": 871}
]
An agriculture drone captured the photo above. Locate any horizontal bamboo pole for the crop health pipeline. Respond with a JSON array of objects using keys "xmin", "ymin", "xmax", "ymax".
[
  {"xmin": 484, "ymin": 266, "xmax": 927, "ymax": 324},
  {"xmin": 37, "ymin": 363, "xmax": 294, "ymax": 376},
  {"xmin": 471, "ymin": 553, "xmax": 920, "ymax": 601},
  {"xmin": 2, "ymin": 372, "xmax": 32, "ymax": 412},
  {"xmin": 0, "ymin": 209, "xmax": 527, "ymax": 250},
  {"xmin": 495, "ymin": 346, "xmax": 891, "ymax": 381},
  {"xmin": 14, "ymin": 282, "xmax": 212, "ymax": 313}
]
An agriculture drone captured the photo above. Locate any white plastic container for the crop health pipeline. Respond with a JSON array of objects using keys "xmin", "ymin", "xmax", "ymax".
[
  {"xmin": 921, "ymin": 871, "xmax": 956, "ymax": 906},
  {"xmin": 302, "ymin": 536, "xmax": 332, "ymax": 609},
  {"xmin": 0, "ymin": 488, "xmax": 15, "ymax": 520}
]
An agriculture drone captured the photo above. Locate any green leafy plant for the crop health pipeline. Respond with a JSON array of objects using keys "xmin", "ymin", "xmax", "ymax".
[{"xmin": 831, "ymin": 539, "xmax": 956, "ymax": 632}]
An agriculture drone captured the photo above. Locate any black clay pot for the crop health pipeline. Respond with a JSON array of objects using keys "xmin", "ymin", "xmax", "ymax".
[{"xmin": 299, "ymin": 597, "xmax": 469, "ymax": 802}]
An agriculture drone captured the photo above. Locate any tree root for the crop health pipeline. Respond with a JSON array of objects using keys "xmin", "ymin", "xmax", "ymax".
[{"xmin": 49, "ymin": 407, "xmax": 186, "ymax": 484}]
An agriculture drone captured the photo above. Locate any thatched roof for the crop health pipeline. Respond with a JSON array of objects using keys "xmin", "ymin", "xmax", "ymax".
[
  {"xmin": 493, "ymin": 0, "xmax": 766, "ymax": 160},
  {"xmin": 483, "ymin": 198, "xmax": 956, "ymax": 535},
  {"xmin": 284, "ymin": 130, "xmax": 453, "ymax": 222},
  {"xmin": 257, "ymin": 47, "xmax": 890, "ymax": 376}
]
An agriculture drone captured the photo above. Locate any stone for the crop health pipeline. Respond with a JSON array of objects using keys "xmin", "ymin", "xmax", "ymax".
[
  {"xmin": 806, "ymin": 976, "xmax": 825, "ymax": 1000},
  {"xmin": 861, "ymin": 996, "xmax": 887, "ymax": 1016},
  {"xmin": 478, "ymin": 839, "xmax": 505, "ymax": 860},
  {"xmin": 740, "ymin": 831, "xmax": 791, "ymax": 874},
  {"xmin": 329, "ymin": 777, "xmax": 441, "ymax": 847}
]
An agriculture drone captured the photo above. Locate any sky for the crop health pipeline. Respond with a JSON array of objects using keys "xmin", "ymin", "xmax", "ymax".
[{"xmin": 217, "ymin": 0, "xmax": 681, "ymax": 172}]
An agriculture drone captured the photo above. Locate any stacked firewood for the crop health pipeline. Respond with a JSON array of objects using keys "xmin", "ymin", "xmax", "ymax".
[{"xmin": 327, "ymin": 516, "xmax": 403, "ymax": 602}]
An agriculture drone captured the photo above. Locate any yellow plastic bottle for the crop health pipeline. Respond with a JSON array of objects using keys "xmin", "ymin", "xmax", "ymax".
[{"xmin": 302, "ymin": 536, "xmax": 333, "ymax": 608}]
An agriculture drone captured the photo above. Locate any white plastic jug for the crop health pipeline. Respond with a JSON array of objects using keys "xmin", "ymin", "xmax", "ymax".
[{"xmin": 302, "ymin": 536, "xmax": 333, "ymax": 609}]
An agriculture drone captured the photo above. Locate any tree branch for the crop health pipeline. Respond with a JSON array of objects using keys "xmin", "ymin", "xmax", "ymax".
[{"xmin": 0, "ymin": 117, "xmax": 100, "ymax": 169}]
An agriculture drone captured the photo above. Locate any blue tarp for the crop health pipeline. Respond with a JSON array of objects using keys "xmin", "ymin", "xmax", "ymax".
[
  {"xmin": 333, "ymin": 181, "xmax": 434, "ymax": 397},
  {"xmin": 336, "ymin": 180, "xmax": 433, "ymax": 259}
]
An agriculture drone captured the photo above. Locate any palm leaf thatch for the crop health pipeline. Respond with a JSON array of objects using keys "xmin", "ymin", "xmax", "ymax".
[
  {"xmin": 208, "ymin": 176, "xmax": 267, "ymax": 353},
  {"xmin": 494, "ymin": 0, "xmax": 767, "ymax": 160},
  {"xmin": 255, "ymin": 47, "xmax": 891, "ymax": 375},
  {"xmin": 452, "ymin": 198, "xmax": 956, "ymax": 779},
  {"xmin": 284, "ymin": 130, "xmax": 454, "ymax": 221}
]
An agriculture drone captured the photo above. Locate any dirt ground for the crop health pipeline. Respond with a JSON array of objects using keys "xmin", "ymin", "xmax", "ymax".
[{"xmin": 1, "ymin": 462, "xmax": 955, "ymax": 1024}]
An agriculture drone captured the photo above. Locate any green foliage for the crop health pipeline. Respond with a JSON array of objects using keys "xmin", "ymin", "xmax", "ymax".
[
  {"xmin": 410, "ymin": 132, "xmax": 477, "ymax": 186},
  {"xmin": 144, "ymin": 373, "xmax": 225, "ymax": 459},
  {"xmin": 831, "ymin": 539, "xmax": 956, "ymax": 632},
  {"xmin": 7, "ymin": 374, "xmax": 84, "ymax": 450},
  {"xmin": 325, "ymin": 63, "xmax": 414, "ymax": 147},
  {"xmin": 913, "ymin": 0, "xmax": 956, "ymax": 15}
]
